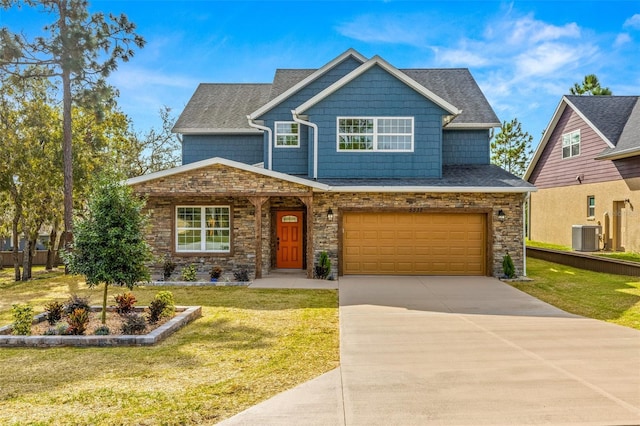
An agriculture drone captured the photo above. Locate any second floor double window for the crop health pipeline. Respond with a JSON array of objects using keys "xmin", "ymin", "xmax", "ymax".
[
  {"xmin": 275, "ymin": 122, "xmax": 299, "ymax": 147},
  {"xmin": 337, "ymin": 117, "xmax": 414, "ymax": 152},
  {"xmin": 562, "ymin": 130, "xmax": 580, "ymax": 159}
]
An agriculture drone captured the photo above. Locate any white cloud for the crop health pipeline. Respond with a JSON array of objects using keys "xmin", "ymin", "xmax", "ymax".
[
  {"xmin": 505, "ymin": 15, "xmax": 580, "ymax": 45},
  {"xmin": 336, "ymin": 14, "xmax": 430, "ymax": 46},
  {"xmin": 514, "ymin": 42, "xmax": 589, "ymax": 78},
  {"xmin": 615, "ymin": 33, "xmax": 632, "ymax": 47},
  {"xmin": 623, "ymin": 13, "xmax": 640, "ymax": 29},
  {"xmin": 438, "ymin": 48, "xmax": 489, "ymax": 67}
]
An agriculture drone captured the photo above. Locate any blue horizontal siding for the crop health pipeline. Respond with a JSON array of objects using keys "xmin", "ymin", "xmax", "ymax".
[
  {"xmin": 182, "ymin": 134, "xmax": 263, "ymax": 165},
  {"xmin": 260, "ymin": 56, "xmax": 362, "ymax": 174},
  {"xmin": 305, "ymin": 65, "xmax": 448, "ymax": 178},
  {"xmin": 442, "ymin": 130, "xmax": 490, "ymax": 165}
]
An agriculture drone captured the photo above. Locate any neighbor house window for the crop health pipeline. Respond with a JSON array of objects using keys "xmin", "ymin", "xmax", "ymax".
[
  {"xmin": 587, "ymin": 196, "xmax": 595, "ymax": 217},
  {"xmin": 275, "ymin": 122, "xmax": 299, "ymax": 147},
  {"xmin": 337, "ymin": 117, "xmax": 413, "ymax": 152},
  {"xmin": 176, "ymin": 206, "xmax": 230, "ymax": 252},
  {"xmin": 562, "ymin": 130, "xmax": 580, "ymax": 159}
]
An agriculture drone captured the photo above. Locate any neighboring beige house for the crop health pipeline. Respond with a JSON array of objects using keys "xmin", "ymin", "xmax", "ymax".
[{"xmin": 525, "ymin": 95, "xmax": 640, "ymax": 252}]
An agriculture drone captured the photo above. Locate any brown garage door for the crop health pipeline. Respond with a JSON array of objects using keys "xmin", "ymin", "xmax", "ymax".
[{"xmin": 343, "ymin": 212, "xmax": 486, "ymax": 275}]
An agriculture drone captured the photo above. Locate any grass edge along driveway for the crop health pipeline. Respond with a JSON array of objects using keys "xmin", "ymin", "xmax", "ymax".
[
  {"xmin": 0, "ymin": 269, "xmax": 339, "ymax": 425},
  {"xmin": 511, "ymin": 257, "xmax": 640, "ymax": 331}
]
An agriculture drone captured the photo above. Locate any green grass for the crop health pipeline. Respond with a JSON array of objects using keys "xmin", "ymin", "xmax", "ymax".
[
  {"xmin": 512, "ymin": 258, "xmax": 640, "ymax": 330},
  {"xmin": 526, "ymin": 239, "xmax": 572, "ymax": 251},
  {"xmin": 0, "ymin": 267, "xmax": 339, "ymax": 425},
  {"xmin": 526, "ymin": 239, "xmax": 640, "ymax": 263}
]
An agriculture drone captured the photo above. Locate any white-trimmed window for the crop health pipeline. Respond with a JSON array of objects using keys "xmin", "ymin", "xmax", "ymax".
[
  {"xmin": 562, "ymin": 130, "xmax": 580, "ymax": 159},
  {"xmin": 275, "ymin": 121, "xmax": 299, "ymax": 147},
  {"xmin": 176, "ymin": 206, "xmax": 230, "ymax": 252},
  {"xmin": 587, "ymin": 196, "xmax": 595, "ymax": 218},
  {"xmin": 337, "ymin": 117, "xmax": 413, "ymax": 152}
]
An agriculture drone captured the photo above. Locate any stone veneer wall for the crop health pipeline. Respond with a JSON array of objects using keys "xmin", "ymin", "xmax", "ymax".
[
  {"xmin": 142, "ymin": 196, "xmax": 258, "ymax": 280},
  {"xmin": 313, "ymin": 192, "xmax": 526, "ymax": 277}
]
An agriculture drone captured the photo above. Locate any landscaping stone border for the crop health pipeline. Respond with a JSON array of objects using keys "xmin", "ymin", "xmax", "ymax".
[{"xmin": 0, "ymin": 306, "xmax": 201, "ymax": 348}]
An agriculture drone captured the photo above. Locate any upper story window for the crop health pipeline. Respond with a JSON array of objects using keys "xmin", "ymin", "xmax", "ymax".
[
  {"xmin": 176, "ymin": 206, "xmax": 230, "ymax": 253},
  {"xmin": 562, "ymin": 130, "xmax": 580, "ymax": 159},
  {"xmin": 275, "ymin": 122, "xmax": 299, "ymax": 148},
  {"xmin": 337, "ymin": 117, "xmax": 413, "ymax": 152}
]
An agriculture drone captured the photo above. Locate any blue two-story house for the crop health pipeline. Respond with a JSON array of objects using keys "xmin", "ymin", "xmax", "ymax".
[{"xmin": 128, "ymin": 49, "xmax": 534, "ymax": 279}]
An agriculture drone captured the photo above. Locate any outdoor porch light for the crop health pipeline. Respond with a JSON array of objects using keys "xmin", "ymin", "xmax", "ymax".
[
  {"xmin": 327, "ymin": 208, "xmax": 334, "ymax": 221},
  {"xmin": 497, "ymin": 209, "xmax": 506, "ymax": 222}
]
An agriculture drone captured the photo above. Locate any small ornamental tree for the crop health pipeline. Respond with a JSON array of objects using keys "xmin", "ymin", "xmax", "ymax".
[{"xmin": 64, "ymin": 180, "xmax": 151, "ymax": 324}]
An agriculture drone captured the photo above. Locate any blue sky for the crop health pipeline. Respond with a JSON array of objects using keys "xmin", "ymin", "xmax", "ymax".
[{"xmin": 2, "ymin": 1, "xmax": 639, "ymax": 147}]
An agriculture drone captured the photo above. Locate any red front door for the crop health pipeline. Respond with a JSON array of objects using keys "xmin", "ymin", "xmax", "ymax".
[{"xmin": 276, "ymin": 211, "xmax": 303, "ymax": 269}]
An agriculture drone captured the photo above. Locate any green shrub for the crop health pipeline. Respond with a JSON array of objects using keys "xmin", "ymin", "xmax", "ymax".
[
  {"xmin": 181, "ymin": 264, "xmax": 198, "ymax": 281},
  {"xmin": 67, "ymin": 308, "xmax": 90, "ymax": 335},
  {"xmin": 114, "ymin": 292, "xmax": 137, "ymax": 315},
  {"xmin": 121, "ymin": 313, "xmax": 147, "ymax": 334},
  {"xmin": 44, "ymin": 301, "xmax": 64, "ymax": 326},
  {"xmin": 94, "ymin": 325, "xmax": 110, "ymax": 335},
  {"xmin": 56, "ymin": 322, "xmax": 70, "ymax": 335},
  {"xmin": 64, "ymin": 294, "xmax": 91, "ymax": 315},
  {"xmin": 315, "ymin": 251, "xmax": 331, "ymax": 279},
  {"xmin": 147, "ymin": 299, "xmax": 167, "ymax": 324},
  {"xmin": 11, "ymin": 304, "xmax": 33, "ymax": 336},
  {"xmin": 163, "ymin": 256, "xmax": 177, "ymax": 281},
  {"xmin": 502, "ymin": 252, "xmax": 516, "ymax": 278},
  {"xmin": 155, "ymin": 291, "xmax": 175, "ymax": 318},
  {"xmin": 233, "ymin": 267, "xmax": 249, "ymax": 282}
]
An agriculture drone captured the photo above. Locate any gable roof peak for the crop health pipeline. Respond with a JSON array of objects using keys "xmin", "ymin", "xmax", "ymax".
[{"xmin": 248, "ymin": 48, "xmax": 368, "ymax": 119}]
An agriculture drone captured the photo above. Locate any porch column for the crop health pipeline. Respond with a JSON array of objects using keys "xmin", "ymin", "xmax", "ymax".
[
  {"xmin": 298, "ymin": 195, "xmax": 314, "ymax": 279},
  {"xmin": 248, "ymin": 196, "xmax": 269, "ymax": 279}
]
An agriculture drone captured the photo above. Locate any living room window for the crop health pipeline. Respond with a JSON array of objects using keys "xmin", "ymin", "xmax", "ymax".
[
  {"xmin": 176, "ymin": 206, "xmax": 230, "ymax": 252},
  {"xmin": 275, "ymin": 122, "xmax": 299, "ymax": 147},
  {"xmin": 337, "ymin": 117, "xmax": 413, "ymax": 152},
  {"xmin": 587, "ymin": 196, "xmax": 595, "ymax": 218},
  {"xmin": 562, "ymin": 130, "xmax": 580, "ymax": 159}
]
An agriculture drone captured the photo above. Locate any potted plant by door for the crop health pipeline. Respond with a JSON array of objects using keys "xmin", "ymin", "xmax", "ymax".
[{"xmin": 210, "ymin": 266, "xmax": 223, "ymax": 282}]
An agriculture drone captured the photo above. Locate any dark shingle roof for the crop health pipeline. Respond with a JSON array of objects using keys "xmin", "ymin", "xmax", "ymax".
[
  {"xmin": 565, "ymin": 95, "xmax": 638, "ymax": 147},
  {"xmin": 270, "ymin": 69, "xmax": 315, "ymax": 99},
  {"xmin": 401, "ymin": 69, "xmax": 500, "ymax": 125},
  {"xmin": 317, "ymin": 165, "xmax": 534, "ymax": 190},
  {"xmin": 174, "ymin": 62, "xmax": 500, "ymax": 133},
  {"xmin": 172, "ymin": 83, "xmax": 272, "ymax": 133}
]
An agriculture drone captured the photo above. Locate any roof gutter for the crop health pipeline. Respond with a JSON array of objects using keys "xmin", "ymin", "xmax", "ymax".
[
  {"xmin": 247, "ymin": 116, "xmax": 273, "ymax": 170},
  {"xmin": 292, "ymin": 110, "xmax": 319, "ymax": 179}
]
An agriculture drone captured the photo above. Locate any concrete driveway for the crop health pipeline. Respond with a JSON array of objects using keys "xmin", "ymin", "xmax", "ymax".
[{"xmin": 220, "ymin": 276, "xmax": 640, "ymax": 425}]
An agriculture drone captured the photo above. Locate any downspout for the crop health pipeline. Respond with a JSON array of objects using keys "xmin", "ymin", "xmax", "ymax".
[
  {"xmin": 247, "ymin": 116, "xmax": 273, "ymax": 170},
  {"xmin": 523, "ymin": 192, "xmax": 530, "ymax": 277},
  {"xmin": 292, "ymin": 110, "xmax": 318, "ymax": 180}
]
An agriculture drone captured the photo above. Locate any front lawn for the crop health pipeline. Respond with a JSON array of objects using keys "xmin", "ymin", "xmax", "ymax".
[
  {"xmin": 511, "ymin": 258, "xmax": 640, "ymax": 330},
  {"xmin": 0, "ymin": 267, "xmax": 339, "ymax": 425}
]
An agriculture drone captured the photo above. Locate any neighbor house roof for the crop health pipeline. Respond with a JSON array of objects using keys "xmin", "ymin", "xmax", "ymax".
[
  {"xmin": 172, "ymin": 83, "xmax": 272, "ymax": 134},
  {"xmin": 524, "ymin": 95, "xmax": 640, "ymax": 179}
]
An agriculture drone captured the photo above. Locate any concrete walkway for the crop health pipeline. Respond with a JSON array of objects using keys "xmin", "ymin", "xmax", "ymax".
[{"xmin": 219, "ymin": 276, "xmax": 640, "ymax": 425}]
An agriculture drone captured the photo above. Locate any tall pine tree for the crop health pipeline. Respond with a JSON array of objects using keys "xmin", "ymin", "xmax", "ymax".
[{"xmin": 491, "ymin": 118, "xmax": 533, "ymax": 177}]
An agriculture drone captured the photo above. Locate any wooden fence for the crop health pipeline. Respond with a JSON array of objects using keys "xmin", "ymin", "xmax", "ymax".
[
  {"xmin": 1, "ymin": 251, "xmax": 61, "ymax": 267},
  {"xmin": 527, "ymin": 247, "xmax": 640, "ymax": 277}
]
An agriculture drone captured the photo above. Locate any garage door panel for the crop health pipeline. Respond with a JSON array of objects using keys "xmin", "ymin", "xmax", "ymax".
[{"xmin": 343, "ymin": 212, "xmax": 486, "ymax": 275}]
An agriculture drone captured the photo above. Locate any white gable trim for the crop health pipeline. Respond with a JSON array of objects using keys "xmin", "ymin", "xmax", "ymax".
[
  {"xmin": 248, "ymin": 49, "xmax": 367, "ymax": 120},
  {"xmin": 524, "ymin": 96, "xmax": 615, "ymax": 180},
  {"xmin": 125, "ymin": 157, "xmax": 330, "ymax": 190},
  {"xmin": 295, "ymin": 56, "xmax": 462, "ymax": 116}
]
